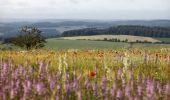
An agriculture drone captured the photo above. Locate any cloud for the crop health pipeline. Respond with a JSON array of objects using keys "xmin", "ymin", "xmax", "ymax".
[
  {"xmin": 0, "ymin": 0, "xmax": 170, "ymax": 20},
  {"xmin": 69, "ymin": 0, "xmax": 79, "ymax": 4}
]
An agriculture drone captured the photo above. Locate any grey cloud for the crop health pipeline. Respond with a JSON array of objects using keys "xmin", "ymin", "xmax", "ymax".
[
  {"xmin": 0, "ymin": 0, "xmax": 11, "ymax": 6},
  {"xmin": 0, "ymin": 0, "xmax": 170, "ymax": 20},
  {"xmin": 68, "ymin": 0, "xmax": 93, "ymax": 4},
  {"xmin": 69, "ymin": 0, "xmax": 79, "ymax": 4},
  {"xmin": 16, "ymin": 2, "xmax": 30, "ymax": 6}
]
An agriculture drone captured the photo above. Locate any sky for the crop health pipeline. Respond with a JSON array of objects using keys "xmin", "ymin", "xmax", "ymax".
[{"xmin": 0, "ymin": 0, "xmax": 170, "ymax": 20}]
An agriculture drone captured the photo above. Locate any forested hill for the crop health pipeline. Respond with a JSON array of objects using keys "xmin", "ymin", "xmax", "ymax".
[{"xmin": 62, "ymin": 25, "xmax": 170, "ymax": 38}]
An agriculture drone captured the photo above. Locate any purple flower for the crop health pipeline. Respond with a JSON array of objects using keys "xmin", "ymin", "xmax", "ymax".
[
  {"xmin": 100, "ymin": 76, "xmax": 107, "ymax": 91},
  {"xmin": 39, "ymin": 61, "xmax": 45, "ymax": 73},
  {"xmin": 128, "ymin": 96, "xmax": 133, "ymax": 100},
  {"xmin": 57, "ymin": 84, "xmax": 61, "ymax": 90},
  {"xmin": 35, "ymin": 82, "xmax": 44, "ymax": 95},
  {"xmin": 10, "ymin": 88, "xmax": 15, "ymax": 99},
  {"xmin": 92, "ymin": 83, "xmax": 97, "ymax": 92},
  {"xmin": 73, "ymin": 81, "xmax": 78, "ymax": 89},
  {"xmin": 77, "ymin": 74, "xmax": 82, "ymax": 81},
  {"xmin": 137, "ymin": 84, "xmax": 142, "ymax": 96},
  {"xmin": 16, "ymin": 80, "xmax": 20, "ymax": 89},
  {"xmin": 125, "ymin": 84, "xmax": 131, "ymax": 97},
  {"xmin": 165, "ymin": 82, "xmax": 170, "ymax": 96},
  {"xmin": 2, "ymin": 63, "xmax": 8, "ymax": 77},
  {"xmin": 64, "ymin": 83, "xmax": 71, "ymax": 95},
  {"xmin": 137, "ymin": 74, "xmax": 142, "ymax": 83},
  {"xmin": 10, "ymin": 80, "xmax": 17, "ymax": 99},
  {"xmin": 156, "ymin": 83, "xmax": 162, "ymax": 94},
  {"xmin": 117, "ymin": 69, "xmax": 122, "ymax": 80},
  {"xmin": 64, "ymin": 73, "xmax": 69, "ymax": 83},
  {"xmin": 23, "ymin": 80, "xmax": 31, "ymax": 94},
  {"xmin": 112, "ymin": 81, "xmax": 117, "ymax": 90},
  {"xmin": 55, "ymin": 95, "xmax": 59, "ymax": 100},
  {"xmin": 77, "ymin": 90, "xmax": 82, "ymax": 100},
  {"xmin": 84, "ymin": 79, "xmax": 90, "ymax": 89},
  {"xmin": 48, "ymin": 76, "xmax": 56, "ymax": 90},
  {"xmin": 128, "ymin": 70, "xmax": 133, "ymax": 81},
  {"xmin": 12, "ymin": 69, "xmax": 18, "ymax": 79},
  {"xmin": 19, "ymin": 64, "xmax": 24, "ymax": 75},
  {"xmin": 110, "ymin": 88, "xmax": 115, "ymax": 97},
  {"xmin": 146, "ymin": 79, "xmax": 155, "ymax": 98},
  {"xmin": 134, "ymin": 96, "xmax": 139, "ymax": 100},
  {"xmin": 116, "ymin": 89, "xmax": 123, "ymax": 99}
]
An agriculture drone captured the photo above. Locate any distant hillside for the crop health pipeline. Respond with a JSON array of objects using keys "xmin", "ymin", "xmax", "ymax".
[
  {"xmin": 25, "ymin": 20, "xmax": 170, "ymax": 28},
  {"xmin": 108, "ymin": 20, "xmax": 170, "ymax": 27},
  {"xmin": 1, "ymin": 20, "xmax": 170, "ymax": 39},
  {"xmin": 60, "ymin": 35, "xmax": 161, "ymax": 43},
  {"xmin": 0, "ymin": 33, "xmax": 4, "ymax": 36},
  {"xmin": 62, "ymin": 25, "xmax": 170, "ymax": 38}
]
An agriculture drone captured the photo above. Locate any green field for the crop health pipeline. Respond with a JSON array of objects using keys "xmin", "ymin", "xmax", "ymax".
[
  {"xmin": 156, "ymin": 38, "xmax": 170, "ymax": 43},
  {"xmin": 1, "ymin": 38, "xmax": 170, "ymax": 50},
  {"xmin": 45, "ymin": 38, "xmax": 170, "ymax": 49},
  {"xmin": 45, "ymin": 39, "xmax": 128, "ymax": 49}
]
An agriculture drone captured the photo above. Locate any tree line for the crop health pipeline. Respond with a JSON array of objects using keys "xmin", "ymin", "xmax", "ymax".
[{"xmin": 62, "ymin": 25, "xmax": 170, "ymax": 38}]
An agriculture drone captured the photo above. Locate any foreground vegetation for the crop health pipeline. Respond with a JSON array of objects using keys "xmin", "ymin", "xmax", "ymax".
[{"xmin": 0, "ymin": 48, "xmax": 170, "ymax": 99}]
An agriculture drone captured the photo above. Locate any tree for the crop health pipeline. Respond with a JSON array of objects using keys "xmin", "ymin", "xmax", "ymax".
[{"xmin": 12, "ymin": 26, "xmax": 46, "ymax": 50}]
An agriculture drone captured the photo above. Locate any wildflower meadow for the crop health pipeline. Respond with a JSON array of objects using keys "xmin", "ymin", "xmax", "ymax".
[{"xmin": 0, "ymin": 48, "xmax": 170, "ymax": 100}]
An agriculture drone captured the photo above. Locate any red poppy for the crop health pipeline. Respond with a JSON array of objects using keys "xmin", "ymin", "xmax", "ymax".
[{"xmin": 89, "ymin": 71, "xmax": 95, "ymax": 77}]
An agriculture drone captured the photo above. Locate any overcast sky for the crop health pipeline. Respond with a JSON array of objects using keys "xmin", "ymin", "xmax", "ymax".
[{"xmin": 0, "ymin": 0, "xmax": 170, "ymax": 20}]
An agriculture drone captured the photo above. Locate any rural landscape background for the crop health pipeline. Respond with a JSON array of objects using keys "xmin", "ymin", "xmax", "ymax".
[
  {"xmin": 0, "ymin": 0, "xmax": 170, "ymax": 99},
  {"xmin": 1, "ymin": 20, "xmax": 170, "ymax": 49}
]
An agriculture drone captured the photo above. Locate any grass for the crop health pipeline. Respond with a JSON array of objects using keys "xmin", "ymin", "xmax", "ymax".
[
  {"xmin": 45, "ymin": 38, "xmax": 170, "ymax": 49},
  {"xmin": 156, "ymin": 38, "xmax": 170, "ymax": 43},
  {"xmin": 0, "ymin": 38, "xmax": 170, "ymax": 50},
  {"xmin": 45, "ymin": 39, "xmax": 129, "ymax": 49}
]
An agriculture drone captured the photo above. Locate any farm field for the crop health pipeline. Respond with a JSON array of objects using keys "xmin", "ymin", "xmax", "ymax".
[
  {"xmin": 45, "ymin": 39, "xmax": 170, "ymax": 49},
  {"xmin": 156, "ymin": 38, "xmax": 170, "ymax": 43},
  {"xmin": 59, "ymin": 35, "xmax": 161, "ymax": 43},
  {"xmin": 0, "ymin": 48, "xmax": 170, "ymax": 99},
  {"xmin": 45, "ymin": 39, "xmax": 129, "ymax": 49}
]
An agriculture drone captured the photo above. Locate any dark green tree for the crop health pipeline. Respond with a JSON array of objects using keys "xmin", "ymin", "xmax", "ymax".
[{"xmin": 12, "ymin": 26, "xmax": 46, "ymax": 50}]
